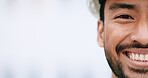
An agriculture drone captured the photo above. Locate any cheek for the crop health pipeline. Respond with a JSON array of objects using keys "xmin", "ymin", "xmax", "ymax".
[
  {"xmin": 104, "ymin": 24, "xmax": 133, "ymax": 54},
  {"xmin": 104, "ymin": 27, "xmax": 122, "ymax": 51}
]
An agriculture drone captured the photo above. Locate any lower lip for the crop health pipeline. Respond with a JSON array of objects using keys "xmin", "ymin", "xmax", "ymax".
[{"xmin": 123, "ymin": 52, "xmax": 148, "ymax": 68}]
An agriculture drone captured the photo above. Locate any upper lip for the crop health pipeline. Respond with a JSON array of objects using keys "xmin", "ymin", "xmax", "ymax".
[{"xmin": 123, "ymin": 48, "xmax": 148, "ymax": 54}]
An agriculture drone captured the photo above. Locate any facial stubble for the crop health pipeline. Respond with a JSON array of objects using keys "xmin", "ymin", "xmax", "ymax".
[
  {"xmin": 104, "ymin": 42, "xmax": 148, "ymax": 78},
  {"xmin": 104, "ymin": 44, "xmax": 128, "ymax": 78}
]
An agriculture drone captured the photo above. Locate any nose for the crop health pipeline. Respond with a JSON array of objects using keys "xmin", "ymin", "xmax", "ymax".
[{"xmin": 131, "ymin": 20, "xmax": 148, "ymax": 45}]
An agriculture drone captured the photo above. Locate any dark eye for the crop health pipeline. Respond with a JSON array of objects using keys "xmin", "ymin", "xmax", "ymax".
[{"xmin": 114, "ymin": 15, "xmax": 134, "ymax": 19}]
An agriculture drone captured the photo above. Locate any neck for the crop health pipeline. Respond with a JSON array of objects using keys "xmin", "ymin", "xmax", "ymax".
[{"xmin": 112, "ymin": 72, "xmax": 117, "ymax": 78}]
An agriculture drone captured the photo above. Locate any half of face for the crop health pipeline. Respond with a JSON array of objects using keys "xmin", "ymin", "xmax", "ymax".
[{"xmin": 97, "ymin": 0, "xmax": 148, "ymax": 78}]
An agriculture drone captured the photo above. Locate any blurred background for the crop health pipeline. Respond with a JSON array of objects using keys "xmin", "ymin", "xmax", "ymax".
[{"xmin": 0, "ymin": 0, "xmax": 111, "ymax": 78}]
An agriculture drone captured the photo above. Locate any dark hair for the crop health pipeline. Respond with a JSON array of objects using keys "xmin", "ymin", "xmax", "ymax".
[{"xmin": 99, "ymin": 0, "xmax": 106, "ymax": 22}]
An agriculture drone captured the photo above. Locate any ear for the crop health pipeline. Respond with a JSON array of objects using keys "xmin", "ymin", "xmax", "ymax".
[{"xmin": 97, "ymin": 20, "xmax": 104, "ymax": 47}]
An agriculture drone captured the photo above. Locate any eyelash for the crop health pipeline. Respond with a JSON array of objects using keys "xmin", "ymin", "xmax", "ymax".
[{"xmin": 114, "ymin": 15, "xmax": 134, "ymax": 19}]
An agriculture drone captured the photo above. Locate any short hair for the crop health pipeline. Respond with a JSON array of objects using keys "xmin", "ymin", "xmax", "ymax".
[{"xmin": 99, "ymin": 0, "xmax": 106, "ymax": 22}]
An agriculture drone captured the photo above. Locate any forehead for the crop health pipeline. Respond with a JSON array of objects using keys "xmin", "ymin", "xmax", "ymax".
[{"xmin": 105, "ymin": 0, "xmax": 148, "ymax": 11}]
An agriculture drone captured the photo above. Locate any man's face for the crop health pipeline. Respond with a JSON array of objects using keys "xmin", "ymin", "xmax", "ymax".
[{"xmin": 98, "ymin": 0, "xmax": 148, "ymax": 78}]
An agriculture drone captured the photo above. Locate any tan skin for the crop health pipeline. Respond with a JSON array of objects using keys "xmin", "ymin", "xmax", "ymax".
[{"xmin": 97, "ymin": 0, "xmax": 148, "ymax": 78}]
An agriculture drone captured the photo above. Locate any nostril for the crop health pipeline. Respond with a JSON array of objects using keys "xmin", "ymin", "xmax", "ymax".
[{"xmin": 133, "ymin": 40, "xmax": 137, "ymax": 42}]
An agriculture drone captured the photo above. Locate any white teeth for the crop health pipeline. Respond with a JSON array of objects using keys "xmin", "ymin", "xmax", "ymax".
[
  {"xmin": 127, "ymin": 53, "xmax": 148, "ymax": 62},
  {"xmin": 135, "ymin": 54, "xmax": 139, "ymax": 60},
  {"xmin": 131, "ymin": 53, "xmax": 135, "ymax": 60},
  {"xmin": 129, "ymin": 53, "xmax": 132, "ymax": 59},
  {"xmin": 145, "ymin": 54, "xmax": 148, "ymax": 60},
  {"xmin": 139, "ymin": 54, "xmax": 144, "ymax": 61}
]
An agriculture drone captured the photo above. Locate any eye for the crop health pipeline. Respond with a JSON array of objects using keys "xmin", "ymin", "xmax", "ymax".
[{"xmin": 114, "ymin": 15, "xmax": 134, "ymax": 19}]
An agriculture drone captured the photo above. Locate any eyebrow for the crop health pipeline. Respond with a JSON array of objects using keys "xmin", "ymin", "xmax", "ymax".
[{"xmin": 109, "ymin": 3, "xmax": 136, "ymax": 10}]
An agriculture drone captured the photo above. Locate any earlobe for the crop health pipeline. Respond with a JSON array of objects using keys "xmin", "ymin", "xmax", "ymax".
[{"xmin": 97, "ymin": 20, "xmax": 104, "ymax": 47}]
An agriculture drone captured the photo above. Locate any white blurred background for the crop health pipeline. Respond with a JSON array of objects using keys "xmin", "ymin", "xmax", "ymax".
[{"xmin": 0, "ymin": 0, "xmax": 111, "ymax": 78}]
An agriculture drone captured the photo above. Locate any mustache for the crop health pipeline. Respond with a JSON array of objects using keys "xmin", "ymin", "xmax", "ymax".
[{"xmin": 116, "ymin": 42, "xmax": 148, "ymax": 54}]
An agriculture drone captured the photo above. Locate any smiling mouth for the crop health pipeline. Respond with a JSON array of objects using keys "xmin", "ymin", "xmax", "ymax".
[{"xmin": 125, "ymin": 51, "xmax": 148, "ymax": 62}]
